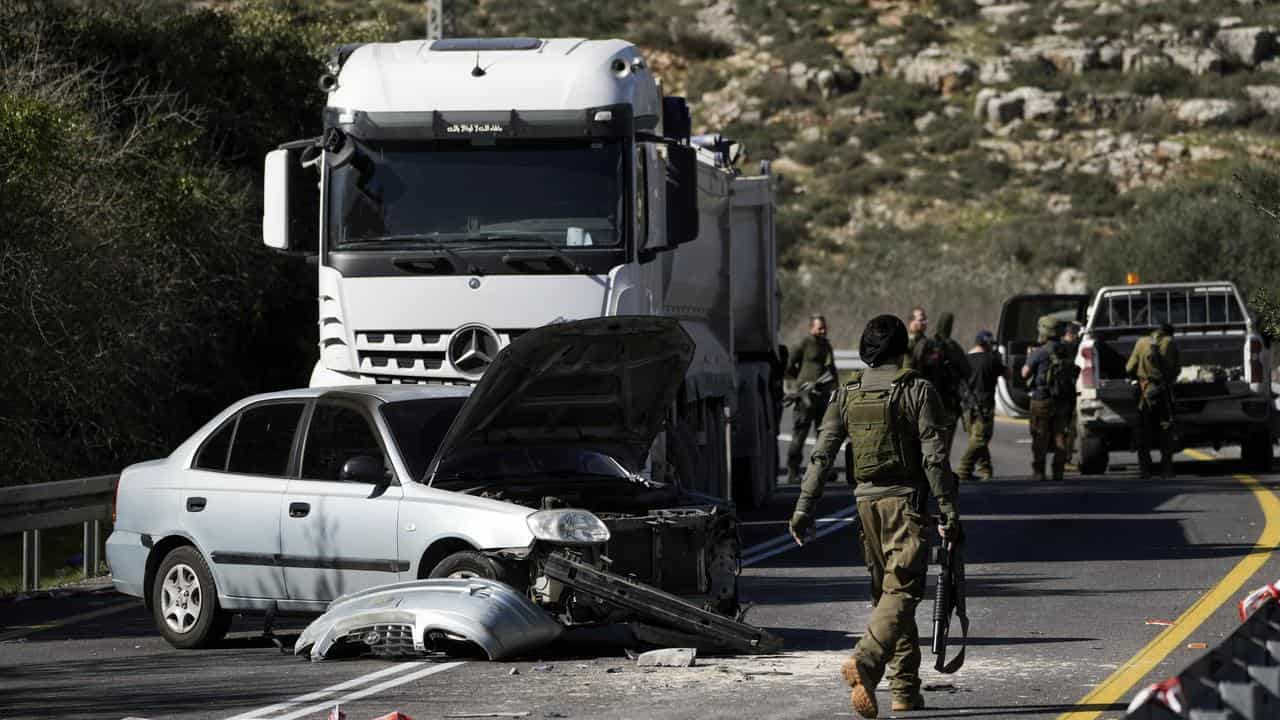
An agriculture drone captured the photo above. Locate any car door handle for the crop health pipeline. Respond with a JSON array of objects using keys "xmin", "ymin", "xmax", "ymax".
[
  {"xmin": 289, "ymin": 502, "xmax": 310, "ymax": 518},
  {"xmin": 186, "ymin": 497, "xmax": 206, "ymax": 512}
]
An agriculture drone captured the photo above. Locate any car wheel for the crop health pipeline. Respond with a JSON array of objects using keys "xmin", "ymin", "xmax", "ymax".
[
  {"xmin": 151, "ymin": 546, "xmax": 232, "ymax": 649},
  {"xmin": 428, "ymin": 550, "xmax": 505, "ymax": 582},
  {"xmin": 1079, "ymin": 430, "xmax": 1108, "ymax": 476}
]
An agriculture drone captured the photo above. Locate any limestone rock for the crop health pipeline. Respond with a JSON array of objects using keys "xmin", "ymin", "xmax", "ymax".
[
  {"xmin": 974, "ymin": 87, "xmax": 1000, "ymax": 119},
  {"xmin": 1123, "ymin": 47, "xmax": 1174, "ymax": 73},
  {"xmin": 1214, "ymin": 26, "xmax": 1277, "ymax": 67},
  {"xmin": 980, "ymin": 3, "xmax": 1030, "ymax": 24},
  {"xmin": 980, "ymin": 57, "xmax": 1012, "ymax": 84},
  {"xmin": 1156, "ymin": 139, "xmax": 1187, "ymax": 160},
  {"xmin": 1245, "ymin": 85, "xmax": 1280, "ymax": 114},
  {"xmin": 893, "ymin": 50, "xmax": 976, "ymax": 94},
  {"xmin": 1175, "ymin": 98, "xmax": 1247, "ymax": 127},
  {"xmin": 1165, "ymin": 45, "xmax": 1230, "ymax": 75}
]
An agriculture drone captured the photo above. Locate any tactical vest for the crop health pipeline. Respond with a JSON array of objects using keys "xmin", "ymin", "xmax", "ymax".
[{"xmin": 842, "ymin": 368, "xmax": 923, "ymax": 485}]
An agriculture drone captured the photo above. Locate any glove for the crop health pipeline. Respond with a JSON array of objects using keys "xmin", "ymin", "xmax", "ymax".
[
  {"xmin": 939, "ymin": 514, "xmax": 963, "ymax": 544},
  {"xmin": 789, "ymin": 512, "xmax": 814, "ymax": 544}
]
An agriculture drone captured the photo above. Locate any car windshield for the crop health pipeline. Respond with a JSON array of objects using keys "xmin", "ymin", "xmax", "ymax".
[
  {"xmin": 433, "ymin": 446, "xmax": 632, "ymax": 487},
  {"xmin": 327, "ymin": 138, "xmax": 626, "ymax": 250},
  {"xmin": 381, "ymin": 397, "xmax": 468, "ymax": 481}
]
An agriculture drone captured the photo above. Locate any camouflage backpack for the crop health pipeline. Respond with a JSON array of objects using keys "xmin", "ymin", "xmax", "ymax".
[
  {"xmin": 1043, "ymin": 341, "xmax": 1075, "ymax": 402},
  {"xmin": 842, "ymin": 368, "xmax": 918, "ymax": 484}
]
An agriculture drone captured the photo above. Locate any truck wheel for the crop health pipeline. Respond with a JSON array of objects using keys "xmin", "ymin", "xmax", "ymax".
[
  {"xmin": 151, "ymin": 546, "xmax": 232, "ymax": 649},
  {"xmin": 428, "ymin": 550, "xmax": 504, "ymax": 582},
  {"xmin": 1079, "ymin": 431, "xmax": 1108, "ymax": 476},
  {"xmin": 1243, "ymin": 432, "xmax": 1273, "ymax": 473}
]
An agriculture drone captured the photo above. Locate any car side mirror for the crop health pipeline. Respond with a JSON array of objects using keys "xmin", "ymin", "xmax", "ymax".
[{"xmin": 340, "ymin": 455, "xmax": 386, "ymax": 484}]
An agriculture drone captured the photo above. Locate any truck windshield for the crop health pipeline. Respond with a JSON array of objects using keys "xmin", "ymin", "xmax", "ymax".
[{"xmin": 327, "ymin": 138, "xmax": 626, "ymax": 250}]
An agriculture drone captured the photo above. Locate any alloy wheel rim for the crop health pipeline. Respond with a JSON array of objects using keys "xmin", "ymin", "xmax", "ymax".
[{"xmin": 160, "ymin": 563, "xmax": 202, "ymax": 634}]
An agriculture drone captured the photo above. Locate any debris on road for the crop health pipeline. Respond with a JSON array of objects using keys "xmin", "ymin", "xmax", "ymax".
[
  {"xmin": 508, "ymin": 668, "xmax": 519, "ymax": 676},
  {"xmin": 1186, "ymin": 642, "xmax": 1208, "ymax": 649},
  {"xmin": 327, "ymin": 705, "xmax": 346, "ymax": 720},
  {"xmin": 443, "ymin": 713, "xmax": 530, "ymax": 719},
  {"xmin": 294, "ymin": 579, "xmax": 563, "ymax": 661},
  {"xmin": 924, "ymin": 682, "xmax": 958, "ymax": 692},
  {"xmin": 372, "ymin": 713, "xmax": 414, "ymax": 720},
  {"xmin": 635, "ymin": 648, "xmax": 697, "ymax": 667},
  {"xmin": 1144, "ymin": 619, "xmax": 1174, "ymax": 626},
  {"xmin": 543, "ymin": 552, "xmax": 783, "ymax": 654},
  {"xmin": 532, "ymin": 664, "xmax": 555, "ymax": 672}
]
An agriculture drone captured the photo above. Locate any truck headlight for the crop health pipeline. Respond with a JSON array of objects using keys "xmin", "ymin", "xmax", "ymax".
[{"xmin": 526, "ymin": 510, "xmax": 611, "ymax": 545}]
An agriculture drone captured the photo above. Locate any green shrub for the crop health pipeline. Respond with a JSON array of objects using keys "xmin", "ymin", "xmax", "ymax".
[
  {"xmin": 1008, "ymin": 59, "xmax": 1071, "ymax": 92},
  {"xmin": 923, "ymin": 116, "xmax": 981, "ymax": 154},
  {"xmin": 685, "ymin": 63, "xmax": 727, "ymax": 98},
  {"xmin": 830, "ymin": 165, "xmax": 906, "ymax": 196},
  {"xmin": 1040, "ymin": 173, "xmax": 1132, "ymax": 218},
  {"xmin": 900, "ymin": 14, "xmax": 948, "ymax": 53}
]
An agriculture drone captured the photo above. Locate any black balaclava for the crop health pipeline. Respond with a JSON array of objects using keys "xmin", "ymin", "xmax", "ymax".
[{"xmin": 860, "ymin": 314, "xmax": 909, "ymax": 367}]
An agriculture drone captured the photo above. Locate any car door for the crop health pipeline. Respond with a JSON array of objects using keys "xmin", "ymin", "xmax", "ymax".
[
  {"xmin": 280, "ymin": 399, "xmax": 403, "ymax": 602},
  {"xmin": 185, "ymin": 400, "xmax": 304, "ymax": 600},
  {"xmin": 995, "ymin": 294, "xmax": 1090, "ymax": 416}
]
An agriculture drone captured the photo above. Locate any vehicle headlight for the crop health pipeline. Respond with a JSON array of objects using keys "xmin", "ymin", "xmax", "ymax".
[{"xmin": 526, "ymin": 509, "xmax": 611, "ymax": 545}]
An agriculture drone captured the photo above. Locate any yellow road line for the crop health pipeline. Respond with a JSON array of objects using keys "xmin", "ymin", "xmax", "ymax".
[
  {"xmin": 1056, "ymin": 465, "xmax": 1280, "ymax": 720},
  {"xmin": 0, "ymin": 600, "xmax": 137, "ymax": 642}
]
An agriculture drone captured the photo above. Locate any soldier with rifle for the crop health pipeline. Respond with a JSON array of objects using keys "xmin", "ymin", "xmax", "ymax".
[
  {"xmin": 784, "ymin": 314, "xmax": 839, "ymax": 485},
  {"xmin": 789, "ymin": 314, "xmax": 962, "ymax": 717}
]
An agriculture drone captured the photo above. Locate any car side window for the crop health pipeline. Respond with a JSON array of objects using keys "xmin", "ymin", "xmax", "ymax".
[
  {"xmin": 302, "ymin": 403, "xmax": 387, "ymax": 482},
  {"xmin": 225, "ymin": 403, "xmax": 305, "ymax": 477},
  {"xmin": 194, "ymin": 419, "xmax": 235, "ymax": 471}
]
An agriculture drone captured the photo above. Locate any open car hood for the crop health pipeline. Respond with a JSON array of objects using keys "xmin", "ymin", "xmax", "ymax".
[{"xmin": 427, "ymin": 317, "xmax": 694, "ymax": 481}]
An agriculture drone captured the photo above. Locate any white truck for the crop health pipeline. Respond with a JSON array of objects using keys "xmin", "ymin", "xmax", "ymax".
[
  {"xmin": 260, "ymin": 37, "xmax": 782, "ymax": 509},
  {"xmin": 996, "ymin": 284, "xmax": 1275, "ymax": 474}
]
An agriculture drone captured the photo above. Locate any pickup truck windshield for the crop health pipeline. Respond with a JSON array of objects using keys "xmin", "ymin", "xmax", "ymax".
[
  {"xmin": 327, "ymin": 138, "xmax": 625, "ymax": 250},
  {"xmin": 1092, "ymin": 286, "xmax": 1245, "ymax": 329}
]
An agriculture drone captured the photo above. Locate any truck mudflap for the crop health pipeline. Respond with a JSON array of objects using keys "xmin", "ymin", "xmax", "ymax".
[{"xmin": 543, "ymin": 551, "xmax": 783, "ymax": 655}]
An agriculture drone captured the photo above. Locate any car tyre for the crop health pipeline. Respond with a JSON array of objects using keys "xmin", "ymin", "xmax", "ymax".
[
  {"xmin": 1079, "ymin": 430, "xmax": 1108, "ymax": 476},
  {"xmin": 428, "ymin": 550, "xmax": 505, "ymax": 582},
  {"xmin": 151, "ymin": 546, "xmax": 232, "ymax": 649}
]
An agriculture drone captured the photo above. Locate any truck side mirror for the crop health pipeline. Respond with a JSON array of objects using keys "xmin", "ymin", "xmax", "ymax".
[
  {"xmin": 262, "ymin": 148, "xmax": 319, "ymax": 254},
  {"xmin": 665, "ymin": 143, "xmax": 699, "ymax": 246}
]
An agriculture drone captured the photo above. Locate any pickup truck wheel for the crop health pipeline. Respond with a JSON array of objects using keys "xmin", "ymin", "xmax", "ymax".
[
  {"xmin": 1243, "ymin": 432, "xmax": 1273, "ymax": 472},
  {"xmin": 1079, "ymin": 431, "xmax": 1109, "ymax": 476},
  {"xmin": 428, "ymin": 551, "xmax": 504, "ymax": 582},
  {"xmin": 151, "ymin": 546, "xmax": 232, "ymax": 649}
]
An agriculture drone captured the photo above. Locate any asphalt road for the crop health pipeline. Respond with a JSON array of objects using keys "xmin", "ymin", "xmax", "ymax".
[{"xmin": 3, "ymin": 420, "xmax": 1279, "ymax": 720}]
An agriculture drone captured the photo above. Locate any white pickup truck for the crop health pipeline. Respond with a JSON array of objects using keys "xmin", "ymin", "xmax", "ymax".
[{"xmin": 997, "ymin": 284, "xmax": 1276, "ymax": 474}]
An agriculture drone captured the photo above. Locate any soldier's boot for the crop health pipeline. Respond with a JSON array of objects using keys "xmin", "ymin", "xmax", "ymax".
[
  {"xmin": 841, "ymin": 658, "xmax": 879, "ymax": 719},
  {"xmin": 1031, "ymin": 465, "xmax": 1046, "ymax": 482},
  {"xmin": 890, "ymin": 693, "xmax": 926, "ymax": 712}
]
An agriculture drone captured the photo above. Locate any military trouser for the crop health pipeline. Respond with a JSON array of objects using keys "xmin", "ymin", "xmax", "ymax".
[
  {"xmin": 958, "ymin": 406, "xmax": 995, "ymax": 479},
  {"xmin": 787, "ymin": 393, "xmax": 830, "ymax": 479},
  {"xmin": 854, "ymin": 494, "xmax": 928, "ymax": 701},
  {"xmin": 1029, "ymin": 398, "xmax": 1072, "ymax": 479},
  {"xmin": 940, "ymin": 400, "xmax": 961, "ymax": 460},
  {"xmin": 1137, "ymin": 385, "xmax": 1175, "ymax": 478}
]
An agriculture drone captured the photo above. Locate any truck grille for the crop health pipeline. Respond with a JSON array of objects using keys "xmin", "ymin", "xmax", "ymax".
[
  {"xmin": 343, "ymin": 623, "xmax": 417, "ymax": 657},
  {"xmin": 355, "ymin": 328, "xmax": 528, "ymax": 382}
]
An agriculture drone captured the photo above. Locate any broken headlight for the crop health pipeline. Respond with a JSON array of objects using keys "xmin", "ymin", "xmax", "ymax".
[{"xmin": 527, "ymin": 509, "xmax": 611, "ymax": 545}]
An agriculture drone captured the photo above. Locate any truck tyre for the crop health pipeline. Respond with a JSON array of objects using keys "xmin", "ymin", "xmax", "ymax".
[
  {"xmin": 1079, "ymin": 431, "xmax": 1108, "ymax": 475},
  {"xmin": 151, "ymin": 546, "xmax": 232, "ymax": 649},
  {"xmin": 1243, "ymin": 432, "xmax": 1273, "ymax": 473},
  {"xmin": 428, "ymin": 550, "xmax": 505, "ymax": 582}
]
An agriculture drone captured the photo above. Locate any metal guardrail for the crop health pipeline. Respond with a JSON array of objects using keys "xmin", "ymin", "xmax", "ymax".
[
  {"xmin": 1, "ymin": 474, "xmax": 118, "ymax": 592},
  {"xmin": 834, "ymin": 350, "xmax": 866, "ymax": 372}
]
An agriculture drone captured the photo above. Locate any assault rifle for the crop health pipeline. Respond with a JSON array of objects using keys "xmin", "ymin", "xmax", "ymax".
[
  {"xmin": 783, "ymin": 370, "xmax": 837, "ymax": 409},
  {"xmin": 931, "ymin": 530, "xmax": 969, "ymax": 673}
]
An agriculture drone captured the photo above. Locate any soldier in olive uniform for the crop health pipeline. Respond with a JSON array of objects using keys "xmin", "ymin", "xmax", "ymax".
[
  {"xmin": 789, "ymin": 314, "xmax": 962, "ymax": 718},
  {"xmin": 958, "ymin": 330, "xmax": 1005, "ymax": 481},
  {"xmin": 1127, "ymin": 322, "xmax": 1181, "ymax": 479},
  {"xmin": 927, "ymin": 312, "xmax": 973, "ymax": 455},
  {"xmin": 905, "ymin": 306, "xmax": 928, "ymax": 370},
  {"xmin": 1022, "ymin": 316, "xmax": 1074, "ymax": 481},
  {"xmin": 785, "ymin": 315, "xmax": 839, "ymax": 484}
]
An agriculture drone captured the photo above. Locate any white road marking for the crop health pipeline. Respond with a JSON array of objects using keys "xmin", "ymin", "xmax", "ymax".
[
  {"xmin": 741, "ymin": 501, "xmax": 861, "ymax": 567},
  {"xmin": 264, "ymin": 661, "xmax": 465, "ymax": 720},
  {"xmin": 224, "ymin": 661, "xmax": 442, "ymax": 720},
  {"xmin": 776, "ymin": 433, "xmax": 815, "ymax": 446}
]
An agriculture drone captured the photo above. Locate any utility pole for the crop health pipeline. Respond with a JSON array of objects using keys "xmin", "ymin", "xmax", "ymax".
[{"xmin": 426, "ymin": 0, "xmax": 453, "ymax": 40}]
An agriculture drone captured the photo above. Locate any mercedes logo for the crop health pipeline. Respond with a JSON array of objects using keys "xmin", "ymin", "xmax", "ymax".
[{"xmin": 448, "ymin": 325, "xmax": 500, "ymax": 378}]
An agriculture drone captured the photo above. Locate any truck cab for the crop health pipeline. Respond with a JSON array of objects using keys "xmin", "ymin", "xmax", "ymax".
[{"xmin": 261, "ymin": 38, "xmax": 781, "ymax": 508}]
